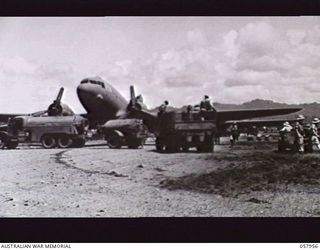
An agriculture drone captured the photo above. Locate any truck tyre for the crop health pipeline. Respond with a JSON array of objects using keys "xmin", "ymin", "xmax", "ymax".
[
  {"xmin": 72, "ymin": 138, "xmax": 86, "ymax": 148},
  {"xmin": 0, "ymin": 134, "xmax": 6, "ymax": 149},
  {"xmin": 182, "ymin": 147, "xmax": 189, "ymax": 152},
  {"xmin": 155, "ymin": 138, "xmax": 164, "ymax": 151},
  {"xmin": 128, "ymin": 139, "xmax": 142, "ymax": 149},
  {"xmin": 5, "ymin": 140, "xmax": 18, "ymax": 150},
  {"xmin": 166, "ymin": 141, "xmax": 179, "ymax": 153},
  {"xmin": 197, "ymin": 136, "xmax": 213, "ymax": 152},
  {"xmin": 106, "ymin": 133, "xmax": 122, "ymax": 149},
  {"xmin": 57, "ymin": 136, "xmax": 73, "ymax": 148},
  {"xmin": 41, "ymin": 135, "xmax": 56, "ymax": 149}
]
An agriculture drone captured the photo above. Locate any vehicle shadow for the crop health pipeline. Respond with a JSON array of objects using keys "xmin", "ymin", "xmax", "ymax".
[
  {"xmin": 147, "ymin": 149, "xmax": 213, "ymax": 154},
  {"xmin": 160, "ymin": 151, "xmax": 320, "ymax": 197}
]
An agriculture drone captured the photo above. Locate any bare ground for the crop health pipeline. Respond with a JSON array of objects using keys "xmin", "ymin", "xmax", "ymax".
[{"xmin": 0, "ymin": 140, "xmax": 319, "ymax": 217}]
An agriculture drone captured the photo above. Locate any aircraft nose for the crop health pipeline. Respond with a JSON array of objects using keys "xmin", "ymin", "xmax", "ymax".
[
  {"xmin": 77, "ymin": 83, "xmax": 97, "ymax": 99},
  {"xmin": 77, "ymin": 84, "xmax": 99, "ymax": 109}
]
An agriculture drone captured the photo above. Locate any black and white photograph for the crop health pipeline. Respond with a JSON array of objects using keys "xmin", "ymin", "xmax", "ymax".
[{"xmin": 0, "ymin": 17, "xmax": 320, "ymax": 221}]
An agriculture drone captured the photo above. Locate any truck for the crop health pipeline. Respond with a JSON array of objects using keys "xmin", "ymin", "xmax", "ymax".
[
  {"xmin": 155, "ymin": 111, "xmax": 216, "ymax": 152},
  {"xmin": 0, "ymin": 115, "xmax": 88, "ymax": 149},
  {"xmin": 100, "ymin": 118, "xmax": 148, "ymax": 149}
]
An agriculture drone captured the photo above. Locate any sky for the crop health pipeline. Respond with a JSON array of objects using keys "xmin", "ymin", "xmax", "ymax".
[{"xmin": 0, "ymin": 17, "xmax": 319, "ymax": 113}]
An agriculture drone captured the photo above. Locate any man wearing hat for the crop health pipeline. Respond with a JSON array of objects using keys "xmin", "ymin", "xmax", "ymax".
[
  {"xmin": 303, "ymin": 123, "xmax": 313, "ymax": 152},
  {"xmin": 229, "ymin": 121, "xmax": 239, "ymax": 147},
  {"xmin": 310, "ymin": 118, "xmax": 320, "ymax": 151},
  {"xmin": 280, "ymin": 122, "xmax": 292, "ymax": 133},
  {"xmin": 279, "ymin": 122, "xmax": 293, "ymax": 152},
  {"xmin": 200, "ymin": 95, "xmax": 214, "ymax": 112},
  {"xmin": 294, "ymin": 115, "xmax": 305, "ymax": 153},
  {"xmin": 158, "ymin": 100, "xmax": 169, "ymax": 115}
]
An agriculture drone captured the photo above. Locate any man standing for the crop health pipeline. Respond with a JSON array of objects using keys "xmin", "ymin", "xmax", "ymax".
[
  {"xmin": 200, "ymin": 95, "xmax": 214, "ymax": 111},
  {"xmin": 280, "ymin": 122, "xmax": 292, "ymax": 133},
  {"xmin": 278, "ymin": 121, "xmax": 293, "ymax": 152},
  {"xmin": 158, "ymin": 100, "xmax": 169, "ymax": 115},
  {"xmin": 229, "ymin": 122, "xmax": 239, "ymax": 147},
  {"xmin": 293, "ymin": 115, "xmax": 305, "ymax": 153},
  {"xmin": 310, "ymin": 118, "xmax": 320, "ymax": 151}
]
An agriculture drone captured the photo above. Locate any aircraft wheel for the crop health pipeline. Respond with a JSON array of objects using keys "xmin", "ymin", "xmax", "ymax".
[
  {"xmin": 5, "ymin": 140, "xmax": 18, "ymax": 150},
  {"xmin": 41, "ymin": 135, "xmax": 56, "ymax": 149},
  {"xmin": 57, "ymin": 136, "xmax": 73, "ymax": 148},
  {"xmin": 106, "ymin": 134, "xmax": 122, "ymax": 149}
]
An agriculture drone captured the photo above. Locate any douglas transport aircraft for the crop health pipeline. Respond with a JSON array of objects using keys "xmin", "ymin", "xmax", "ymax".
[
  {"xmin": 0, "ymin": 76, "xmax": 302, "ymax": 146},
  {"xmin": 76, "ymin": 76, "xmax": 302, "ymax": 132}
]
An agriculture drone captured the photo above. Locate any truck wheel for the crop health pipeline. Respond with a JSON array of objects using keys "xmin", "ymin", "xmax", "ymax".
[
  {"xmin": 5, "ymin": 140, "xmax": 18, "ymax": 150},
  {"xmin": 0, "ymin": 135, "xmax": 6, "ymax": 149},
  {"xmin": 197, "ymin": 137, "xmax": 213, "ymax": 152},
  {"xmin": 127, "ymin": 138, "xmax": 142, "ymax": 149},
  {"xmin": 57, "ymin": 136, "xmax": 73, "ymax": 148},
  {"xmin": 166, "ymin": 142, "xmax": 179, "ymax": 153},
  {"xmin": 106, "ymin": 134, "xmax": 122, "ymax": 149},
  {"xmin": 72, "ymin": 138, "xmax": 86, "ymax": 148},
  {"xmin": 41, "ymin": 135, "xmax": 56, "ymax": 149},
  {"xmin": 155, "ymin": 138, "xmax": 164, "ymax": 151},
  {"xmin": 182, "ymin": 147, "xmax": 189, "ymax": 152}
]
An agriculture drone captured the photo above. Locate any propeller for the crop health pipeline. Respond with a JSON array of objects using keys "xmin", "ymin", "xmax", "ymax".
[
  {"xmin": 47, "ymin": 87, "xmax": 64, "ymax": 116},
  {"xmin": 30, "ymin": 87, "xmax": 64, "ymax": 117}
]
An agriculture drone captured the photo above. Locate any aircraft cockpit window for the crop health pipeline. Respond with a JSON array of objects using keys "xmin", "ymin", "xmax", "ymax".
[
  {"xmin": 80, "ymin": 79, "xmax": 89, "ymax": 84},
  {"xmin": 80, "ymin": 79, "xmax": 106, "ymax": 88},
  {"xmin": 97, "ymin": 81, "xmax": 105, "ymax": 88},
  {"xmin": 87, "ymin": 80, "xmax": 105, "ymax": 88}
]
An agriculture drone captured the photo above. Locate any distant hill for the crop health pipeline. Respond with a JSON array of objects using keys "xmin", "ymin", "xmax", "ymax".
[{"xmin": 150, "ymin": 99, "xmax": 320, "ymax": 122}]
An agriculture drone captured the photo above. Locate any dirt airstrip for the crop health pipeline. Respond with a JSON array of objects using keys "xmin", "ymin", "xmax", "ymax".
[{"xmin": 0, "ymin": 139, "xmax": 319, "ymax": 217}]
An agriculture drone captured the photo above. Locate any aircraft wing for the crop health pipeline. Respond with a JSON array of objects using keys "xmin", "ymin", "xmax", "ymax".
[
  {"xmin": 126, "ymin": 108, "xmax": 158, "ymax": 132},
  {"xmin": 216, "ymin": 107, "xmax": 302, "ymax": 122},
  {"xmin": 224, "ymin": 118, "xmax": 298, "ymax": 128},
  {"xmin": 0, "ymin": 114, "xmax": 25, "ymax": 123}
]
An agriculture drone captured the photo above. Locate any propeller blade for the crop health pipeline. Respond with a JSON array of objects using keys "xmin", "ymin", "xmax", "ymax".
[
  {"xmin": 130, "ymin": 85, "xmax": 136, "ymax": 106},
  {"xmin": 55, "ymin": 87, "xmax": 64, "ymax": 104}
]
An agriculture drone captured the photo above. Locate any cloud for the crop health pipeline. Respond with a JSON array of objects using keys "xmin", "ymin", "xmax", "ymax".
[
  {"xmin": 237, "ymin": 22, "xmax": 281, "ymax": 56},
  {"xmin": 0, "ymin": 56, "xmax": 37, "ymax": 76},
  {"xmin": 2, "ymin": 18, "xmax": 320, "ymax": 111},
  {"xmin": 96, "ymin": 20, "xmax": 320, "ymax": 107}
]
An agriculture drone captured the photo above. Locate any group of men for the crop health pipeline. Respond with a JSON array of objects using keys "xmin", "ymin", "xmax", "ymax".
[
  {"xmin": 157, "ymin": 95, "xmax": 214, "ymax": 115},
  {"xmin": 280, "ymin": 115, "xmax": 320, "ymax": 153}
]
